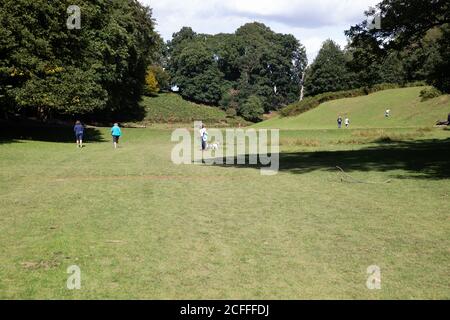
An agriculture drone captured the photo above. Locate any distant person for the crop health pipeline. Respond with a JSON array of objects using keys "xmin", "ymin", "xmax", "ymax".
[
  {"xmin": 448, "ymin": 113, "xmax": 450, "ymax": 124},
  {"xmin": 337, "ymin": 116, "xmax": 343, "ymax": 129},
  {"xmin": 111, "ymin": 123, "xmax": 122, "ymax": 149},
  {"xmin": 74, "ymin": 120, "xmax": 84, "ymax": 148},
  {"xmin": 385, "ymin": 109, "xmax": 391, "ymax": 118},
  {"xmin": 199, "ymin": 124, "xmax": 207, "ymax": 151},
  {"xmin": 345, "ymin": 117, "xmax": 350, "ymax": 128}
]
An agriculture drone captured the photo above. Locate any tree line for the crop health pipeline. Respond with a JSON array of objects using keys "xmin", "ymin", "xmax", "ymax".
[
  {"xmin": 163, "ymin": 23, "xmax": 308, "ymax": 122},
  {"xmin": 145, "ymin": 0, "xmax": 450, "ymax": 122},
  {"xmin": 306, "ymin": 0, "xmax": 449, "ymax": 97},
  {"xmin": 1, "ymin": 0, "xmax": 448, "ymax": 123}
]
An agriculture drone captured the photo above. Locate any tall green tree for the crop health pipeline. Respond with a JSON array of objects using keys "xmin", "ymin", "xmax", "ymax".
[
  {"xmin": 0, "ymin": 0, "xmax": 160, "ymax": 120},
  {"xmin": 305, "ymin": 40, "xmax": 353, "ymax": 96},
  {"xmin": 167, "ymin": 22, "xmax": 308, "ymax": 121},
  {"xmin": 346, "ymin": 0, "xmax": 450, "ymax": 92}
]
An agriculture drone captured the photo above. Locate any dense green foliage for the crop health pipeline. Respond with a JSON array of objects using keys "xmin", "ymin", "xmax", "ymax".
[
  {"xmin": 303, "ymin": 1, "xmax": 449, "ymax": 97},
  {"xmin": 167, "ymin": 23, "xmax": 308, "ymax": 121},
  {"xmin": 420, "ymin": 87, "xmax": 443, "ymax": 101},
  {"xmin": 345, "ymin": 0, "xmax": 450, "ymax": 93},
  {"xmin": 0, "ymin": 0, "xmax": 160, "ymax": 120},
  {"xmin": 304, "ymin": 40, "xmax": 354, "ymax": 96}
]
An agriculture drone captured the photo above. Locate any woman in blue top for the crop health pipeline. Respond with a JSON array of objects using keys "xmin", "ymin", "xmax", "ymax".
[
  {"xmin": 111, "ymin": 123, "xmax": 122, "ymax": 149},
  {"xmin": 74, "ymin": 120, "xmax": 84, "ymax": 148}
]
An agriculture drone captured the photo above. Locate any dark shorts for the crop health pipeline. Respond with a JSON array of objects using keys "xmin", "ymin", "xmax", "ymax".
[
  {"xmin": 201, "ymin": 139, "xmax": 206, "ymax": 150},
  {"xmin": 76, "ymin": 133, "xmax": 83, "ymax": 140},
  {"xmin": 113, "ymin": 135, "xmax": 120, "ymax": 143}
]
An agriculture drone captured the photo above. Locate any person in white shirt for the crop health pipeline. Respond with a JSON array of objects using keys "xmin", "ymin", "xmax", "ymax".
[
  {"xmin": 385, "ymin": 109, "xmax": 391, "ymax": 118},
  {"xmin": 199, "ymin": 124, "xmax": 207, "ymax": 151},
  {"xmin": 345, "ymin": 117, "xmax": 350, "ymax": 128}
]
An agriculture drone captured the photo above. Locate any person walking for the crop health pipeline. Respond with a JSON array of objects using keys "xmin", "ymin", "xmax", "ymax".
[
  {"xmin": 337, "ymin": 116, "xmax": 343, "ymax": 129},
  {"xmin": 199, "ymin": 124, "xmax": 207, "ymax": 151},
  {"xmin": 74, "ymin": 120, "xmax": 84, "ymax": 148},
  {"xmin": 385, "ymin": 109, "xmax": 391, "ymax": 118},
  {"xmin": 111, "ymin": 123, "xmax": 122, "ymax": 149}
]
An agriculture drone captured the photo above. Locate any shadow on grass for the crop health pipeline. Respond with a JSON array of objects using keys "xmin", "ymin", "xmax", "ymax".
[
  {"xmin": 213, "ymin": 138, "xmax": 450, "ymax": 180},
  {"xmin": 0, "ymin": 120, "xmax": 105, "ymax": 144}
]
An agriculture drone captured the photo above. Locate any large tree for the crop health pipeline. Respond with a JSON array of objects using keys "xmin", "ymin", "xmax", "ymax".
[
  {"xmin": 304, "ymin": 40, "xmax": 353, "ymax": 96},
  {"xmin": 167, "ymin": 22, "xmax": 308, "ymax": 121},
  {"xmin": 346, "ymin": 0, "xmax": 450, "ymax": 92},
  {"xmin": 0, "ymin": 0, "xmax": 160, "ymax": 120}
]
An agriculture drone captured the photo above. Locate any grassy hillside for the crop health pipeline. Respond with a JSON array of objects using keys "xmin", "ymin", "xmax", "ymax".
[
  {"xmin": 139, "ymin": 93, "xmax": 246, "ymax": 126},
  {"xmin": 254, "ymin": 87, "xmax": 450, "ymax": 129}
]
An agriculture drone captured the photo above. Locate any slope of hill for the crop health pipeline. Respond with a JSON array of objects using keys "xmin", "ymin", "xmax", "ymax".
[
  {"xmin": 139, "ymin": 93, "xmax": 247, "ymax": 126},
  {"xmin": 253, "ymin": 87, "xmax": 450, "ymax": 129}
]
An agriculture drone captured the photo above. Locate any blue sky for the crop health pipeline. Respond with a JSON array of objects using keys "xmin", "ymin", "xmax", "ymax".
[{"xmin": 140, "ymin": 0, "xmax": 379, "ymax": 62}]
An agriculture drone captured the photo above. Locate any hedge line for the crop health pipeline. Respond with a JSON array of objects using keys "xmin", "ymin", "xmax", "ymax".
[{"xmin": 280, "ymin": 82, "xmax": 427, "ymax": 118}]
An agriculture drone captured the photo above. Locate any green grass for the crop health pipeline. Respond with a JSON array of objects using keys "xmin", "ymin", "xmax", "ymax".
[
  {"xmin": 139, "ymin": 93, "xmax": 247, "ymax": 126},
  {"xmin": 254, "ymin": 87, "xmax": 450, "ymax": 130},
  {"xmin": 0, "ymin": 120, "xmax": 449, "ymax": 299}
]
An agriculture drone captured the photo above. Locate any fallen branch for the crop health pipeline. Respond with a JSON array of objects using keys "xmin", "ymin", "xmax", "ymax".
[{"xmin": 336, "ymin": 166, "xmax": 392, "ymax": 184}]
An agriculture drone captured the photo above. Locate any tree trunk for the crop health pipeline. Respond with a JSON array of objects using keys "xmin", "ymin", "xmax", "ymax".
[{"xmin": 299, "ymin": 71, "xmax": 306, "ymax": 101}]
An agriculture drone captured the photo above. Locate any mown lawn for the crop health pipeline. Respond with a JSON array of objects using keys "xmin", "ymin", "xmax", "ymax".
[{"xmin": 0, "ymin": 124, "xmax": 449, "ymax": 299}]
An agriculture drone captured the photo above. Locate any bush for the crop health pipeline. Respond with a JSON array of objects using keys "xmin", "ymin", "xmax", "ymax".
[
  {"xmin": 226, "ymin": 108, "xmax": 237, "ymax": 118},
  {"xmin": 370, "ymin": 83, "xmax": 401, "ymax": 91},
  {"xmin": 280, "ymin": 88, "xmax": 367, "ymax": 117},
  {"xmin": 239, "ymin": 95, "xmax": 264, "ymax": 122},
  {"xmin": 419, "ymin": 87, "xmax": 442, "ymax": 101},
  {"xmin": 145, "ymin": 70, "xmax": 160, "ymax": 96}
]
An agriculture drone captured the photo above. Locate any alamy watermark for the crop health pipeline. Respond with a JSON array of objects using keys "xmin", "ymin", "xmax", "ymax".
[
  {"xmin": 67, "ymin": 265, "xmax": 81, "ymax": 290},
  {"xmin": 366, "ymin": 7, "xmax": 382, "ymax": 31},
  {"xmin": 366, "ymin": 265, "xmax": 381, "ymax": 290},
  {"xmin": 171, "ymin": 122, "xmax": 279, "ymax": 175},
  {"xmin": 67, "ymin": 5, "xmax": 81, "ymax": 30}
]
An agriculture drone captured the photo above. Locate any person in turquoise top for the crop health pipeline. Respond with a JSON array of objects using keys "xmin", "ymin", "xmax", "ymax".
[{"xmin": 111, "ymin": 123, "xmax": 122, "ymax": 149}]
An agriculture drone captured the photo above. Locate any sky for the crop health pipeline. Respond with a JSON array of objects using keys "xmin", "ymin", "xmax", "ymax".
[{"xmin": 140, "ymin": 0, "xmax": 380, "ymax": 62}]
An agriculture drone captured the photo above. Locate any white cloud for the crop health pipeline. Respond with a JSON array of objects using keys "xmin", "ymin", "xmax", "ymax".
[{"xmin": 142, "ymin": 0, "xmax": 379, "ymax": 61}]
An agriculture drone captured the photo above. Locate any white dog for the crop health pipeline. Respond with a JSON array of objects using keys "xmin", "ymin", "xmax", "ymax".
[{"xmin": 207, "ymin": 142, "xmax": 219, "ymax": 150}]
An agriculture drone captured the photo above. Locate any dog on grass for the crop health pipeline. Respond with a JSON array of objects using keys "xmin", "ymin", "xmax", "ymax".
[{"xmin": 207, "ymin": 142, "xmax": 220, "ymax": 150}]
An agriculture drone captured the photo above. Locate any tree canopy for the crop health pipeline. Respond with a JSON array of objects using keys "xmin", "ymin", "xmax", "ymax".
[
  {"xmin": 167, "ymin": 23, "xmax": 308, "ymax": 121},
  {"xmin": 0, "ymin": 0, "xmax": 160, "ymax": 120},
  {"xmin": 345, "ymin": 0, "xmax": 450, "ymax": 92}
]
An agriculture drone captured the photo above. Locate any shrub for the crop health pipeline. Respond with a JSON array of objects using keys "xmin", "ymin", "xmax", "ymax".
[
  {"xmin": 239, "ymin": 95, "xmax": 264, "ymax": 122},
  {"xmin": 419, "ymin": 87, "xmax": 442, "ymax": 101},
  {"xmin": 370, "ymin": 83, "xmax": 401, "ymax": 92},
  {"xmin": 145, "ymin": 70, "xmax": 159, "ymax": 96},
  {"xmin": 280, "ymin": 88, "xmax": 367, "ymax": 117},
  {"xmin": 226, "ymin": 108, "xmax": 237, "ymax": 118}
]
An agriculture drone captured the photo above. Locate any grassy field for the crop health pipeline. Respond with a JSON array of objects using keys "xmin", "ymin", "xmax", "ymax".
[
  {"xmin": 0, "ymin": 88, "xmax": 449, "ymax": 299},
  {"xmin": 254, "ymin": 87, "xmax": 450, "ymax": 129}
]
